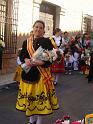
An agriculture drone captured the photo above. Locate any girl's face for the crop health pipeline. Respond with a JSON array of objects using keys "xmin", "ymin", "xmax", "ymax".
[
  {"xmin": 33, "ymin": 22, "xmax": 45, "ymax": 38},
  {"xmin": 64, "ymin": 32, "xmax": 68, "ymax": 37},
  {"xmin": 56, "ymin": 31, "xmax": 62, "ymax": 37},
  {"xmin": 59, "ymin": 31, "xmax": 62, "ymax": 36}
]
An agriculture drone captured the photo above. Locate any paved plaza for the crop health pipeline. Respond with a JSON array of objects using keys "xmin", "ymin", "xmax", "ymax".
[{"xmin": 0, "ymin": 72, "xmax": 93, "ymax": 124}]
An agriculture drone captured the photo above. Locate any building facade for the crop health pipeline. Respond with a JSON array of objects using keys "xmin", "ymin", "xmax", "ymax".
[
  {"xmin": 0, "ymin": 0, "xmax": 64, "ymax": 74},
  {"xmin": 0, "ymin": 0, "xmax": 19, "ymax": 74},
  {"xmin": 82, "ymin": 14, "xmax": 93, "ymax": 37},
  {"xmin": 17, "ymin": 0, "xmax": 65, "ymax": 47},
  {"xmin": 18, "ymin": 0, "xmax": 64, "ymax": 36}
]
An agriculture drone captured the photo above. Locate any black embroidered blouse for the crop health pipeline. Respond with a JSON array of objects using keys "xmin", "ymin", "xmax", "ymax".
[{"xmin": 20, "ymin": 37, "xmax": 54, "ymax": 83}]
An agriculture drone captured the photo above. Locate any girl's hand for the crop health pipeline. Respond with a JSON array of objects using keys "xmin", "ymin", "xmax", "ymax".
[
  {"xmin": 24, "ymin": 58, "xmax": 32, "ymax": 66},
  {"xmin": 24, "ymin": 58, "xmax": 44, "ymax": 67},
  {"xmin": 31, "ymin": 59, "xmax": 44, "ymax": 66}
]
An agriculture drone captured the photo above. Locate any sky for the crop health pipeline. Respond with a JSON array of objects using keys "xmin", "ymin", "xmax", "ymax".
[
  {"xmin": 49, "ymin": 0, "xmax": 93, "ymax": 15},
  {"xmin": 18, "ymin": 0, "xmax": 93, "ymax": 33},
  {"xmin": 56, "ymin": 0, "xmax": 93, "ymax": 31}
]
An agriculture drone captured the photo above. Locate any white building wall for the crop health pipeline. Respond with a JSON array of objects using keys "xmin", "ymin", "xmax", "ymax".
[
  {"xmin": 18, "ymin": 0, "xmax": 42, "ymax": 34},
  {"xmin": 18, "ymin": 0, "xmax": 33, "ymax": 34},
  {"xmin": 32, "ymin": 2, "xmax": 40, "ymax": 25},
  {"xmin": 39, "ymin": 12, "xmax": 53, "ymax": 37},
  {"xmin": 18, "ymin": 0, "xmax": 63, "ymax": 34}
]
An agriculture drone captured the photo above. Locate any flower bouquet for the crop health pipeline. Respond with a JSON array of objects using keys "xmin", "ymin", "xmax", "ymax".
[
  {"xmin": 21, "ymin": 46, "xmax": 62, "ymax": 73},
  {"xmin": 55, "ymin": 115, "xmax": 85, "ymax": 124},
  {"xmin": 55, "ymin": 115, "xmax": 70, "ymax": 124},
  {"xmin": 32, "ymin": 46, "xmax": 62, "ymax": 62},
  {"xmin": 71, "ymin": 120, "xmax": 82, "ymax": 124}
]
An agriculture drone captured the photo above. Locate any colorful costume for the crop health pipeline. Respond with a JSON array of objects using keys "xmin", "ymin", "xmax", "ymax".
[
  {"xmin": 16, "ymin": 37, "xmax": 59, "ymax": 116},
  {"xmin": 50, "ymin": 36, "xmax": 65, "ymax": 73}
]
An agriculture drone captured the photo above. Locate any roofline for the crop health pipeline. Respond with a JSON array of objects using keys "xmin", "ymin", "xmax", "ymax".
[{"xmin": 42, "ymin": 0, "xmax": 62, "ymax": 8}]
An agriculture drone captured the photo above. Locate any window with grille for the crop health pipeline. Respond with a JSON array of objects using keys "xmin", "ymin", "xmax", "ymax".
[
  {"xmin": 0, "ymin": 0, "xmax": 6, "ymax": 41},
  {"xmin": 0, "ymin": 0, "xmax": 19, "ymax": 54}
]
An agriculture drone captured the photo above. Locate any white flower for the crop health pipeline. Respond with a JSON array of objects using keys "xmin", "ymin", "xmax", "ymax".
[
  {"xmin": 22, "ymin": 46, "xmax": 63, "ymax": 73},
  {"xmin": 49, "ymin": 48, "xmax": 58, "ymax": 62},
  {"xmin": 32, "ymin": 46, "xmax": 59, "ymax": 62},
  {"xmin": 0, "ymin": 39, "xmax": 5, "ymax": 48},
  {"xmin": 31, "ymin": 46, "xmax": 62, "ymax": 63}
]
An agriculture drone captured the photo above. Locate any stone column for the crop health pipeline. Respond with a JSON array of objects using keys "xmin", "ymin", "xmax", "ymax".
[
  {"xmin": 55, "ymin": 6, "xmax": 65, "ymax": 29},
  {"xmin": 32, "ymin": 0, "xmax": 42, "ymax": 25},
  {"xmin": 55, "ymin": 6, "xmax": 61, "ymax": 28}
]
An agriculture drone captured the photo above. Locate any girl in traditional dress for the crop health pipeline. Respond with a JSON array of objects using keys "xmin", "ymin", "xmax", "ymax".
[
  {"xmin": 16, "ymin": 20, "xmax": 59, "ymax": 124},
  {"xmin": 50, "ymin": 28, "xmax": 65, "ymax": 85}
]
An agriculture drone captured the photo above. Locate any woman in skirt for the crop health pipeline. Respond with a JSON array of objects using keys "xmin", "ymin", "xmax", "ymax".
[{"xmin": 16, "ymin": 20, "xmax": 59, "ymax": 124}]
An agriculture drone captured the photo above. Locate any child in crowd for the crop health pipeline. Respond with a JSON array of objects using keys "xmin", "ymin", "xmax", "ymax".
[
  {"xmin": 64, "ymin": 50, "xmax": 75, "ymax": 74},
  {"xmin": 79, "ymin": 51, "xmax": 87, "ymax": 74},
  {"xmin": 79, "ymin": 48, "xmax": 90, "ymax": 75},
  {"xmin": 73, "ymin": 50, "xmax": 79, "ymax": 71}
]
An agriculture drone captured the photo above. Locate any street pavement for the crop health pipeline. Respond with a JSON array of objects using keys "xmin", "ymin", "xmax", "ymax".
[{"xmin": 0, "ymin": 72, "xmax": 93, "ymax": 124}]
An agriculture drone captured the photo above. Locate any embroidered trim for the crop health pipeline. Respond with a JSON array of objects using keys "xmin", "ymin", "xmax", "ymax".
[{"xmin": 17, "ymin": 89, "xmax": 58, "ymax": 111}]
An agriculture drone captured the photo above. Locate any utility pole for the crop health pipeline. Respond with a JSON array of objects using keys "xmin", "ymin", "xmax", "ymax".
[{"xmin": 81, "ymin": 11, "xmax": 83, "ymax": 33}]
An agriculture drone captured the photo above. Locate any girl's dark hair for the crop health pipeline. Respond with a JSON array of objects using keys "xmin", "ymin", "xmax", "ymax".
[
  {"xmin": 64, "ymin": 31, "xmax": 68, "ymax": 35},
  {"xmin": 53, "ymin": 28, "xmax": 61, "ymax": 35},
  {"xmin": 33, "ymin": 20, "xmax": 45, "ymax": 28}
]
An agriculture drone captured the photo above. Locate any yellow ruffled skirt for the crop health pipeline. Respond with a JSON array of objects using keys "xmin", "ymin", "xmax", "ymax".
[{"xmin": 16, "ymin": 68, "xmax": 59, "ymax": 116}]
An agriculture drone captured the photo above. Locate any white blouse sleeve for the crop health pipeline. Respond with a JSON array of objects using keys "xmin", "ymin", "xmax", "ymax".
[{"xmin": 17, "ymin": 57, "xmax": 22, "ymax": 65}]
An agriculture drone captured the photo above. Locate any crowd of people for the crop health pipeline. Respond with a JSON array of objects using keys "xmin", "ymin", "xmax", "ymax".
[
  {"xmin": 50, "ymin": 28, "xmax": 93, "ymax": 84},
  {"xmin": 13, "ymin": 20, "xmax": 93, "ymax": 124}
]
